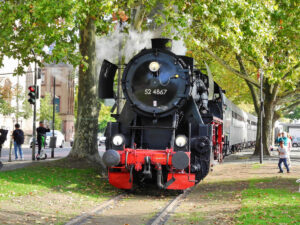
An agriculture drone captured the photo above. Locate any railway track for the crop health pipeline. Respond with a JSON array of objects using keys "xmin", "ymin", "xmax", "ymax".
[
  {"xmin": 147, "ymin": 187, "xmax": 195, "ymax": 225},
  {"xmin": 65, "ymin": 186, "xmax": 195, "ymax": 225},
  {"xmin": 65, "ymin": 194, "xmax": 126, "ymax": 225}
]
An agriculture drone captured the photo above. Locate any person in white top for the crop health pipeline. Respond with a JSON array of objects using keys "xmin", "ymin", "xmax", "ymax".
[{"xmin": 277, "ymin": 140, "xmax": 290, "ymax": 173}]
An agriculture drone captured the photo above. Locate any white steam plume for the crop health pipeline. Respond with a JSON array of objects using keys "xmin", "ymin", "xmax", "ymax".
[{"xmin": 96, "ymin": 28, "xmax": 187, "ymax": 67}]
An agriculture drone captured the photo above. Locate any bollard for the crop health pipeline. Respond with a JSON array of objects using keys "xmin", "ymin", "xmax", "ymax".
[{"xmin": 296, "ymin": 179, "xmax": 300, "ymax": 193}]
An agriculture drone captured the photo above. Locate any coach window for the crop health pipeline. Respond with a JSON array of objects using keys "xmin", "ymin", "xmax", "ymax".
[{"xmin": 232, "ymin": 112, "xmax": 236, "ymax": 127}]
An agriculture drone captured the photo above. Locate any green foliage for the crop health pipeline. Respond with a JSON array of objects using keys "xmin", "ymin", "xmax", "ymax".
[
  {"xmin": 284, "ymin": 106, "xmax": 300, "ymax": 120},
  {"xmin": 0, "ymin": 82, "xmax": 15, "ymax": 115},
  {"xmin": 0, "ymin": 80, "xmax": 32, "ymax": 118},
  {"xmin": 20, "ymin": 98, "xmax": 33, "ymax": 119},
  {"xmin": 168, "ymin": 0, "xmax": 299, "ymax": 110},
  {"xmin": 98, "ymin": 102, "xmax": 115, "ymax": 133},
  {"xmin": 38, "ymin": 93, "xmax": 62, "ymax": 130},
  {"xmin": 15, "ymin": 88, "xmax": 33, "ymax": 120},
  {"xmin": 0, "ymin": 0, "xmax": 122, "ymax": 73},
  {"xmin": 0, "ymin": 98, "xmax": 15, "ymax": 115},
  {"xmin": 0, "ymin": 166, "xmax": 118, "ymax": 201}
]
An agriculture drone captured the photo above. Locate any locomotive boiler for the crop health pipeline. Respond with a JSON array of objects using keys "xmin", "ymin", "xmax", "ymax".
[{"xmin": 98, "ymin": 38, "xmax": 225, "ymax": 190}]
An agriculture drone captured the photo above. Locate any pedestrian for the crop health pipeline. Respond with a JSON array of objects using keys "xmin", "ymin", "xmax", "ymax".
[
  {"xmin": 12, "ymin": 123, "xmax": 24, "ymax": 160},
  {"xmin": 36, "ymin": 121, "xmax": 50, "ymax": 157},
  {"xmin": 287, "ymin": 133, "xmax": 292, "ymax": 168},
  {"xmin": 277, "ymin": 140, "xmax": 290, "ymax": 173},
  {"xmin": 278, "ymin": 132, "xmax": 289, "ymax": 147},
  {"xmin": 275, "ymin": 133, "xmax": 282, "ymax": 145}
]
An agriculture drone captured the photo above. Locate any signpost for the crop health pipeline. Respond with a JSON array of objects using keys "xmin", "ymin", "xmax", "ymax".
[{"xmin": 51, "ymin": 76, "xmax": 56, "ymax": 158}]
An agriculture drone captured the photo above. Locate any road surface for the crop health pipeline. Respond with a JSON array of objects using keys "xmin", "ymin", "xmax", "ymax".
[{"xmin": 0, "ymin": 142, "xmax": 106, "ymax": 162}]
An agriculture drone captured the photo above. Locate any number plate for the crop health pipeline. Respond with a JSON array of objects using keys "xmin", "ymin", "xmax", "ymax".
[{"xmin": 144, "ymin": 89, "xmax": 167, "ymax": 95}]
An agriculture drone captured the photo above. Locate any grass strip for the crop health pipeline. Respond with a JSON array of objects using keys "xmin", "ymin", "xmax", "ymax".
[
  {"xmin": 236, "ymin": 178, "xmax": 300, "ymax": 224},
  {"xmin": 0, "ymin": 166, "xmax": 118, "ymax": 201}
]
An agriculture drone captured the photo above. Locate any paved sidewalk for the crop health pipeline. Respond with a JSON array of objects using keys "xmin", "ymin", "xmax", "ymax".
[
  {"xmin": 224, "ymin": 147, "xmax": 300, "ymax": 165},
  {"xmin": 0, "ymin": 156, "xmax": 66, "ymax": 172},
  {"xmin": 1, "ymin": 146, "xmax": 299, "ymax": 172},
  {"xmin": 0, "ymin": 145, "xmax": 106, "ymax": 172}
]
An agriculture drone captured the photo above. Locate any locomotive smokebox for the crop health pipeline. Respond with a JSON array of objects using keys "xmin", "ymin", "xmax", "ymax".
[
  {"xmin": 151, "ymin": 38, "xmax": 172, "ymax": 50},
  {"xmin": 102, "ymin": 150, "xmax": 120, "ymax": 167}
]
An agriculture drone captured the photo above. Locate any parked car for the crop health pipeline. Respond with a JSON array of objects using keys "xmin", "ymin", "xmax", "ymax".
[
  {"xmin": 292, "ymin": 137, "xmax": 300, "ymax": 147},
  {"xmin": 30, "ymin": 130, "xmax": 65, "ymax": 148},
  {"xmin": 70, "ymin": 135, "xmax": 74, "ymax": 147},
  {"xmin": 46, "ymin": 130, "xmax": 65, "ymax": 148},
  {"xmin": 98, "ymin": 135, "xmax": 106, "ymax": 146},
  {"xmin": 29, "ymin": 138, "xmax": 38, "ymax": 148}
]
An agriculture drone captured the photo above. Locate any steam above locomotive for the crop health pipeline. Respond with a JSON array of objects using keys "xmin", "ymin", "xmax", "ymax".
[{"xmin": 98, "ymin": 38, "xmax": 256, "ymax": 190}]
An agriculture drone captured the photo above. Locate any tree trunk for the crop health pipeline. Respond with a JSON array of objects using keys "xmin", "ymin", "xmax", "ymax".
[
  {"xmin": 68, "ymin": 17, "xmax": 104, "ymax": 168},
  {"xmin": 253, "ymin": 83, "xmax": 274, "ymax": 156}
]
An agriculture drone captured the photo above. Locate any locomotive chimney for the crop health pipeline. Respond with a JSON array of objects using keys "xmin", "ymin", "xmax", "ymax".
[{"xmin": 151, "ymin": 38, "xmax": 172, "ymax": 50}]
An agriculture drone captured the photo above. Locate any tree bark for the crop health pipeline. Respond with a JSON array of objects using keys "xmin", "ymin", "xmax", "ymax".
[
  {"xmin": 253, "ymin": 80, "xmax": 274, "ymax": 156},
  {"xmin": 68, "ymin": 17, "xmax": 105, "ymax": 168}
]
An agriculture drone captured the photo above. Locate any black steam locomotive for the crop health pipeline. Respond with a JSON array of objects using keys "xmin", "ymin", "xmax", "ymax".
[{"xmin": 98, "ymin": 38, "xmax": 226, "ymax": 190}]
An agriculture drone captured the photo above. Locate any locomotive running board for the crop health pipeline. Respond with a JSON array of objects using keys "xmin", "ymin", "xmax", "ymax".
[
  {"xmin": 166, "ymin": 173, "xmax": 195, "ymax": 190},
  {"xmin": 164, "ymin": 177, "xmax": 176, "ymax": 189}
]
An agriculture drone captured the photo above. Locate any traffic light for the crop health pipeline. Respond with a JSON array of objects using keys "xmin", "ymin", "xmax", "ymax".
[{"xmin": 28, "ymin": 85, "xmax": 37, "ymax": 105}]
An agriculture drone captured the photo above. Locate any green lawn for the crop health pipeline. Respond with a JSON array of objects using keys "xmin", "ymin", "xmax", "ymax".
[
  {"xmin": 236, "ymin": 178, "xmax": 300, "ymax": 224},
  {"xmin": 0, "ymin": 166, "xmax": 118, "ymax": 201}
]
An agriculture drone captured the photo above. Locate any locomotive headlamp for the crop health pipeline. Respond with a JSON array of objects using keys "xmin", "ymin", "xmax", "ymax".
[
  {"xmin": 112, "ymin": 134, "xmax": 125, "ymax": 146},
  {"xmin": 149, "ymin": 61, "xmax": 160, "ymax": 72},
  {"xmin": 175, "ymin": 135, "xmax": 188, "ymax": 147}
]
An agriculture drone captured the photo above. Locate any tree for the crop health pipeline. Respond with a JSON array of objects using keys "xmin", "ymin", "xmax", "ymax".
[
  {"xmin": 0, "ymin": 0, "xmax": 115, "ymax": 166},
  {"xmin": 0, "ymin": 79, "xmax": 15, "ymax": 115},
  {"xmin": 283, "ymin": 106, "xmax": 300, "ymax": 120},
  {"xmin": 38, "ymin": 93, "xmax": 62, "ymax": 130},
  {"xmin": 0, "ymin": 78, "xmax": 32, "ymax": 119},
  {"xmin": 164, "ymin": 0, "xmax": 299, "ymax": 155},
  {"xmin": 0, "ymin": 0, "xmax": 167, "ymax": 167},
  {"xmin": 98, "ymin": 102, "xmax": 115, "ymax": 133}
]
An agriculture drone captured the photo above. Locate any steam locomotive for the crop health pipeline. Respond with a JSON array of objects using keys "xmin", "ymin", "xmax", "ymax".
[{"xmin": 98, "ymin": 38, "xmax": 256, "ymax": 190}]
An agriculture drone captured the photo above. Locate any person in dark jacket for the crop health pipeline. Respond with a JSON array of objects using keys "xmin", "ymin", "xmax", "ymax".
[
  {"xmin": 36, "ymin": 121, "xmax": 50, "ymax": 156},
  {"xmin": 12, "ymin": 123, "xmax": 24, "ymax": 160},
  {"xmin": 0, "ymin": 128, "xmax": 8, "ymax": 157}
]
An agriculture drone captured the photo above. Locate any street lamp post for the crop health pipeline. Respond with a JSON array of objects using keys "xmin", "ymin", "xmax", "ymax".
[
  {"xmin": 51, "ymin": 76, "xmax": 56, "ymax": 158},
  {"xmin": 32, "ymin": 61, "xmax": 37, "ymax": 160}
]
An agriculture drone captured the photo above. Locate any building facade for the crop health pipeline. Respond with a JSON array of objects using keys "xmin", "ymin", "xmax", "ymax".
[
  {"xmin": 41, "ymin": 63, "xmax": 75, "ymax": 141},
  {"xmin": 0, "ymin": 57, "xmax": 36, "ymax": 147}
]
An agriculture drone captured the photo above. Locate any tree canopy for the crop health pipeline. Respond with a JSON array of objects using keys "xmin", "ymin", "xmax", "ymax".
[
  {"xmin": 0, "ymin": 0, "xmax": 298, "ymax": 160},
  {"xmin": 163, "ymin": 0, "xmax": 299, "ymax": 154}
]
